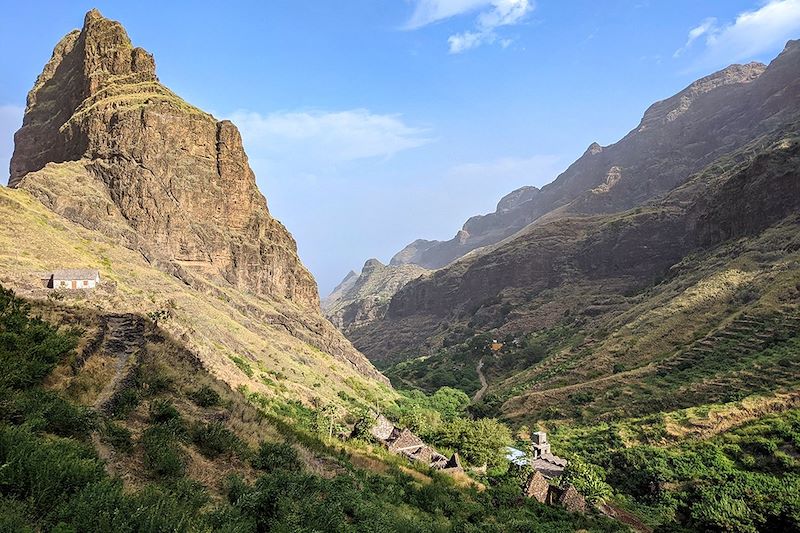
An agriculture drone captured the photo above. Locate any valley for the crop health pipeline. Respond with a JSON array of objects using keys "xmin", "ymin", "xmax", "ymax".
[{"xmin": 1, "ymin": 6, "xmax": 799, "ymax": 533}]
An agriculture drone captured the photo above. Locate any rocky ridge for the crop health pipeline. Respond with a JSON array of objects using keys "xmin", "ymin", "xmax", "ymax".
[
  {"xmin": 350, "ymin": 40, "xmax": 800, "ymax": 365},
  {"xmin": 323, "ymin": 258, "xmax": 428, "ymax": 336},
  {"xmin": 7, "ymin": 9, "xmax": 387, "ymax": 385},
  {"xmin": 328, "ymin": 57, "xmax": 786, "ymax": 339}
]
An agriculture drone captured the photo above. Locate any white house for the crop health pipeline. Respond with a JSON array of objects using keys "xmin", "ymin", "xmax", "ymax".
[{"xmin": 49, "ymin": 269, "xmax": 101, "ymax": 289}]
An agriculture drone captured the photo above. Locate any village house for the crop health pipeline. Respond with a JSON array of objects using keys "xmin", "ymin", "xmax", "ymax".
[
  {"xmin": 361, "ymin": 414, "xmax": 463, "ymax": 474},
  {"xmin": 47, "ymin": 269, "xmax": 101, "ymax": 290},
  {"xmin": 508, "ymin": 431, "xmax": 588, "ymax": 513},
  {"xmin": 506, "ymin": 431, "xmax": 568, "ymax": 478}
]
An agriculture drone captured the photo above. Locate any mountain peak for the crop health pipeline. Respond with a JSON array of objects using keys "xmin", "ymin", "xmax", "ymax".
[
  {"xmin": 638, "ymin": 61, "xmax": 765, "ymax": 131},
  {"xmin": 363, "ymin": 258, "xmax": 385, "ymax": 271},
  {"xmin": 9, "ymin": 11, "xmax": 320, "ymax": 309},
  {"xmin": 84, "ymin": 7, "xmax": 103, "ymax": 23}
]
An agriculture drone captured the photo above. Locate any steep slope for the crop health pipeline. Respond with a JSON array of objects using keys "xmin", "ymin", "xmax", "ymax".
[
  {"xmin": 0, "ymin": 288, "xmax": 619, "ymax": 532},
  {"xmin": 389, "ymin": 57, "xmax": 785, "ymax": 271},
  {"xmin": 354, "ymin": 41, "xmax": 800, "ymax": 365},
  {"xmin": 9, "ymin": 9, "xmax": 316, "ymax": 308},
  {"xmin": 2, "ymin": 9, "xmax": 389, "ymax": 403},
  {"xmin": 0, "ymin": 185, "xmax": 391, "ymax": 408},
  {"xmin": 322, "ymin": 258, "xmax": 429, "ymax": 335},
  {"xmin": 374, "ymin": 128, "xmax": 800, "ymax": 426}
]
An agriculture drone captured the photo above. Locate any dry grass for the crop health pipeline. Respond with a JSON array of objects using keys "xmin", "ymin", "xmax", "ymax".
[{"xmin": 0, "ymin": 186, "xmax": 397, "ymax": 413}]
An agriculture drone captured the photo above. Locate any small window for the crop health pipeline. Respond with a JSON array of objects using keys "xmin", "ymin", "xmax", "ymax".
[
  {"xmin": 83, "ymin": 280, "xmax": 88, "ymax": 286},
  {"xmin": 60, "ymin": 281, "xmax": 67, "ymax": 288}
]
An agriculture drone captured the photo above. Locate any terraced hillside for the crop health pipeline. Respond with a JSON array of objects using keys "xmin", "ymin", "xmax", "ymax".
[
  {"xmin": 0, "ymin": 186, "xmax": 393, "ymax": 413},
  {"xmin": 374, "ymin": 124, "xmax": 800, "ymax": 429}
]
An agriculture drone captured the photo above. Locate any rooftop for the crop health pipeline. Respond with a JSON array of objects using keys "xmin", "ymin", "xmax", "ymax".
[{"xmin": 51, "ymin": 269, "xmax": 100, "ymax": 280}]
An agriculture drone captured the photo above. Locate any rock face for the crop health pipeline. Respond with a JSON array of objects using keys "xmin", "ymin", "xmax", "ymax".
[
  {"xmin": 353, "ymin": 41, "xmax": 800, "ymax": 362},
  {"xmin": 386, "ymin": 55, "xmax": 790, "ymax": 271},
  {"xmin": 9, "ymin": 10, "xmax": 387, "ymax": 385},
  {"xmin": 10, "ymin": 9, "xmax": 316, "ymax": 308},
  {"xmin": 323, "ymin": 258, "xmax": 429, "ymax": 335}
]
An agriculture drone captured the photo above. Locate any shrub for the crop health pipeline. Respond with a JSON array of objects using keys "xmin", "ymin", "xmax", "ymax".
[
  {"xmin": 15, "ymin": 389, "xmax": 96, "ymax": 438},
  {"xmin": 229, "ymin": 355, "xmax": 254, "ymax": 378},
  {"xmin": 141, "ymin": 426, "xmax": 185, "ymax": 478},
  {"xmin": 188, "ymin": 385, "xmax": 221, "ymax": 408},
  {"xmin": 149, "ymin": 398, "xmax": 181, "ymax": 424},
  {"xmin": 106, "ymin": 387, "xmax": 140, "ymax": 419},
  {"xmin": 562, "ymin": 455, "xmax": 612, "ymax": 504},
  {"xmin": 100, "ymin": 421, "xmax": 133, "ymax": 453},
  {"xmin": 190, "ymin": 422, "xmax": 244, "ymax": 459},
  {"xmin": 251, "ymin": 441, "xmax": 301, "ymax": 472}
]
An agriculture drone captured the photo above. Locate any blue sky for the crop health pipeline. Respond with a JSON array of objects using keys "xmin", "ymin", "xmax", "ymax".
[{"xmin": 2, "ymin": 1, "xmax": 800, "ymax": 294}]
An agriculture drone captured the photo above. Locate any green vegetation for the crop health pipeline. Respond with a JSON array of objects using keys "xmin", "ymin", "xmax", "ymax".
[
  {"xmin": 383, "ymin": 387, "xmax": 513, "ymax": 469},
  {"xmin": 383, "ymin": 334, "xmax": 496, "ymax": 394},
  {"xmin": 229, "ymin": 354, "xmax": 255, "ymax": 378},
  {"xmin": 188, "ymin": 384, "xmax": 222, "ymax": 407},
  {"xmin": 551, "ymin": 402, "xmax": 800, "ymax": 531},
  {"xmin": 0, "ymin": 286, "xmax": 619, "ymax": 532}
]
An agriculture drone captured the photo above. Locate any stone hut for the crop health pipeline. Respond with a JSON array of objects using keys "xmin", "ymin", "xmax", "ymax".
[
  {"xmin": 441, "ymin": 452, "xmax": 463, "ymax": 473},
  {"xmin": 523, "ymin": 472, "xmax": 588, "ymax": 513},
  {"xmin": 524, "ymin": 470, "xmax": 551, "ymax": 503},
  {"xmin": 387, "ymin": 428, "xmax": 425, "ymax": 453},
  {"xmin": 530, "ymin": 431, "xmax": 568, "ymax": 478},
  {"xmin": 556, "ymin": 484, "xmax": 588, "ymax": 513},
  {"xmin": 368, "ymin": 413, "xmax": 395, "ymax": 442},
  {"xmin": 48, "ymin": 269, "xmax": 100, "ymax": 289},
  {"xmin": 361, "ymin": 414, "xmax": 464, "ymax": 473}
]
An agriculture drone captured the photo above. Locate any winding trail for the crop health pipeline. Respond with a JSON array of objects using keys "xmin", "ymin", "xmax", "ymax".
[
  {"xmin": 93, "ymin": 314, "xmax": 145, "ymax": 412},
  {"xmin": 473, "ymin": 357, "xmax": 488, "ymax": 402}
]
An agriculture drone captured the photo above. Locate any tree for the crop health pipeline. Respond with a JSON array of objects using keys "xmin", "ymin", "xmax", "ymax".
[
  {"xmin": 433, "ymin": 418, "xmax": 512, "ymax": 468},
  {"xmin": 430, "ymin": 387, "xmax": 470, "ymax": 421},
  {"xmin": 562, "ymin": 455, "xmax": 612, "ymax": 504}
]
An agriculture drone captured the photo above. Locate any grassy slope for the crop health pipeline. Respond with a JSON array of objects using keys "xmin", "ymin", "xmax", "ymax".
[
  {"xmin": 0, "ymin": 288, "xmax": 623, "ymax": 532},
  {"xmin": 546, "ymin": 393, "xmax": 800, "ymax": 531},
  {"xmin": 0, "ymin": 186, "xmax": 395, "ymax": 412}
]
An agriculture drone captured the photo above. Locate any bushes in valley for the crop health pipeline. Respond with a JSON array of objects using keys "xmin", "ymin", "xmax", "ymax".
[
  {"xmin": 555, "ymin": 407, "xmax": 800, "ymax": 531},
  {"xmin": 190, "ymin": 421, "xmax": 245, "ymax": 459},
  {"xmin": 0, "ymin": 286, "xmax": 623, "ymax": 532}
]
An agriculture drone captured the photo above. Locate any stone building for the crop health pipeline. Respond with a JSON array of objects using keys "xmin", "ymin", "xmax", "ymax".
[
  {"xmin": 530, "ymin": 431, "xmax": 568, "ymax": 478},
  {"xmin": 361, "ymin": 413, "xmax": 463, "ymax": 474},
  {"xmin": 48, "ymin": 269, "xmax": 100, "ymax": 289}
]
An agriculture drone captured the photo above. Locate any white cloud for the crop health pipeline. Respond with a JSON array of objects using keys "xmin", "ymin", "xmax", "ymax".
[
  {"xmin": 0, "ymin": 105, "xmax": 24, "ymax": 185},
  {"xmin": 228, "ymin": 109, "xmax": 433, "ymax": 164},
  {"xmin": 673, "ymin": 17, "xmax": 716, "ymax": 57},
  {"xmin": 406, "ymin": 0, "xmax": 492, "ymax": 29},
  {"xmin": 678, "ymin": 0, "xmax": 800, "ymax": 68},
  {"xmin": 406, "ymin": 0, "xmax": 533, "ymax": 53}
]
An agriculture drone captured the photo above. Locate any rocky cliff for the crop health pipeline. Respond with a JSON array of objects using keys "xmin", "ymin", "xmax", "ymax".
[
  {"xmin": 323, "ymin": 258, "xmax": 428, "ymax": 336},
  {"xmin": 7, "ymin": 9, "xmax": 387, "ymax": 385},
  {"xmin": 387, "ymin": 55, "xmax": 791, "ymax": 271},
  {"xmin": 352, "ymin": 41, "xmax": 800, "ymax": 363},
  {"xmin": 10, "ymin": 9, "xmax": 317, "ymax": 307}
]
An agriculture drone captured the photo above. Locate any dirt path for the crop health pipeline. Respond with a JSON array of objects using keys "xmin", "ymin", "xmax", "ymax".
[
  {"xmin": 93, "ymin": 314, "xmax": 145, "ymax": 412},
  {"xmin": 473, "ymin": 358, "xmax": 488, "ymax": 402}
]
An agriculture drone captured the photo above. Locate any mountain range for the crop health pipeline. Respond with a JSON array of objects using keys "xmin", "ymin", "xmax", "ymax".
[{"xmin": 327, "ymin": 41, "xmax": 800, "ymax": 426}]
